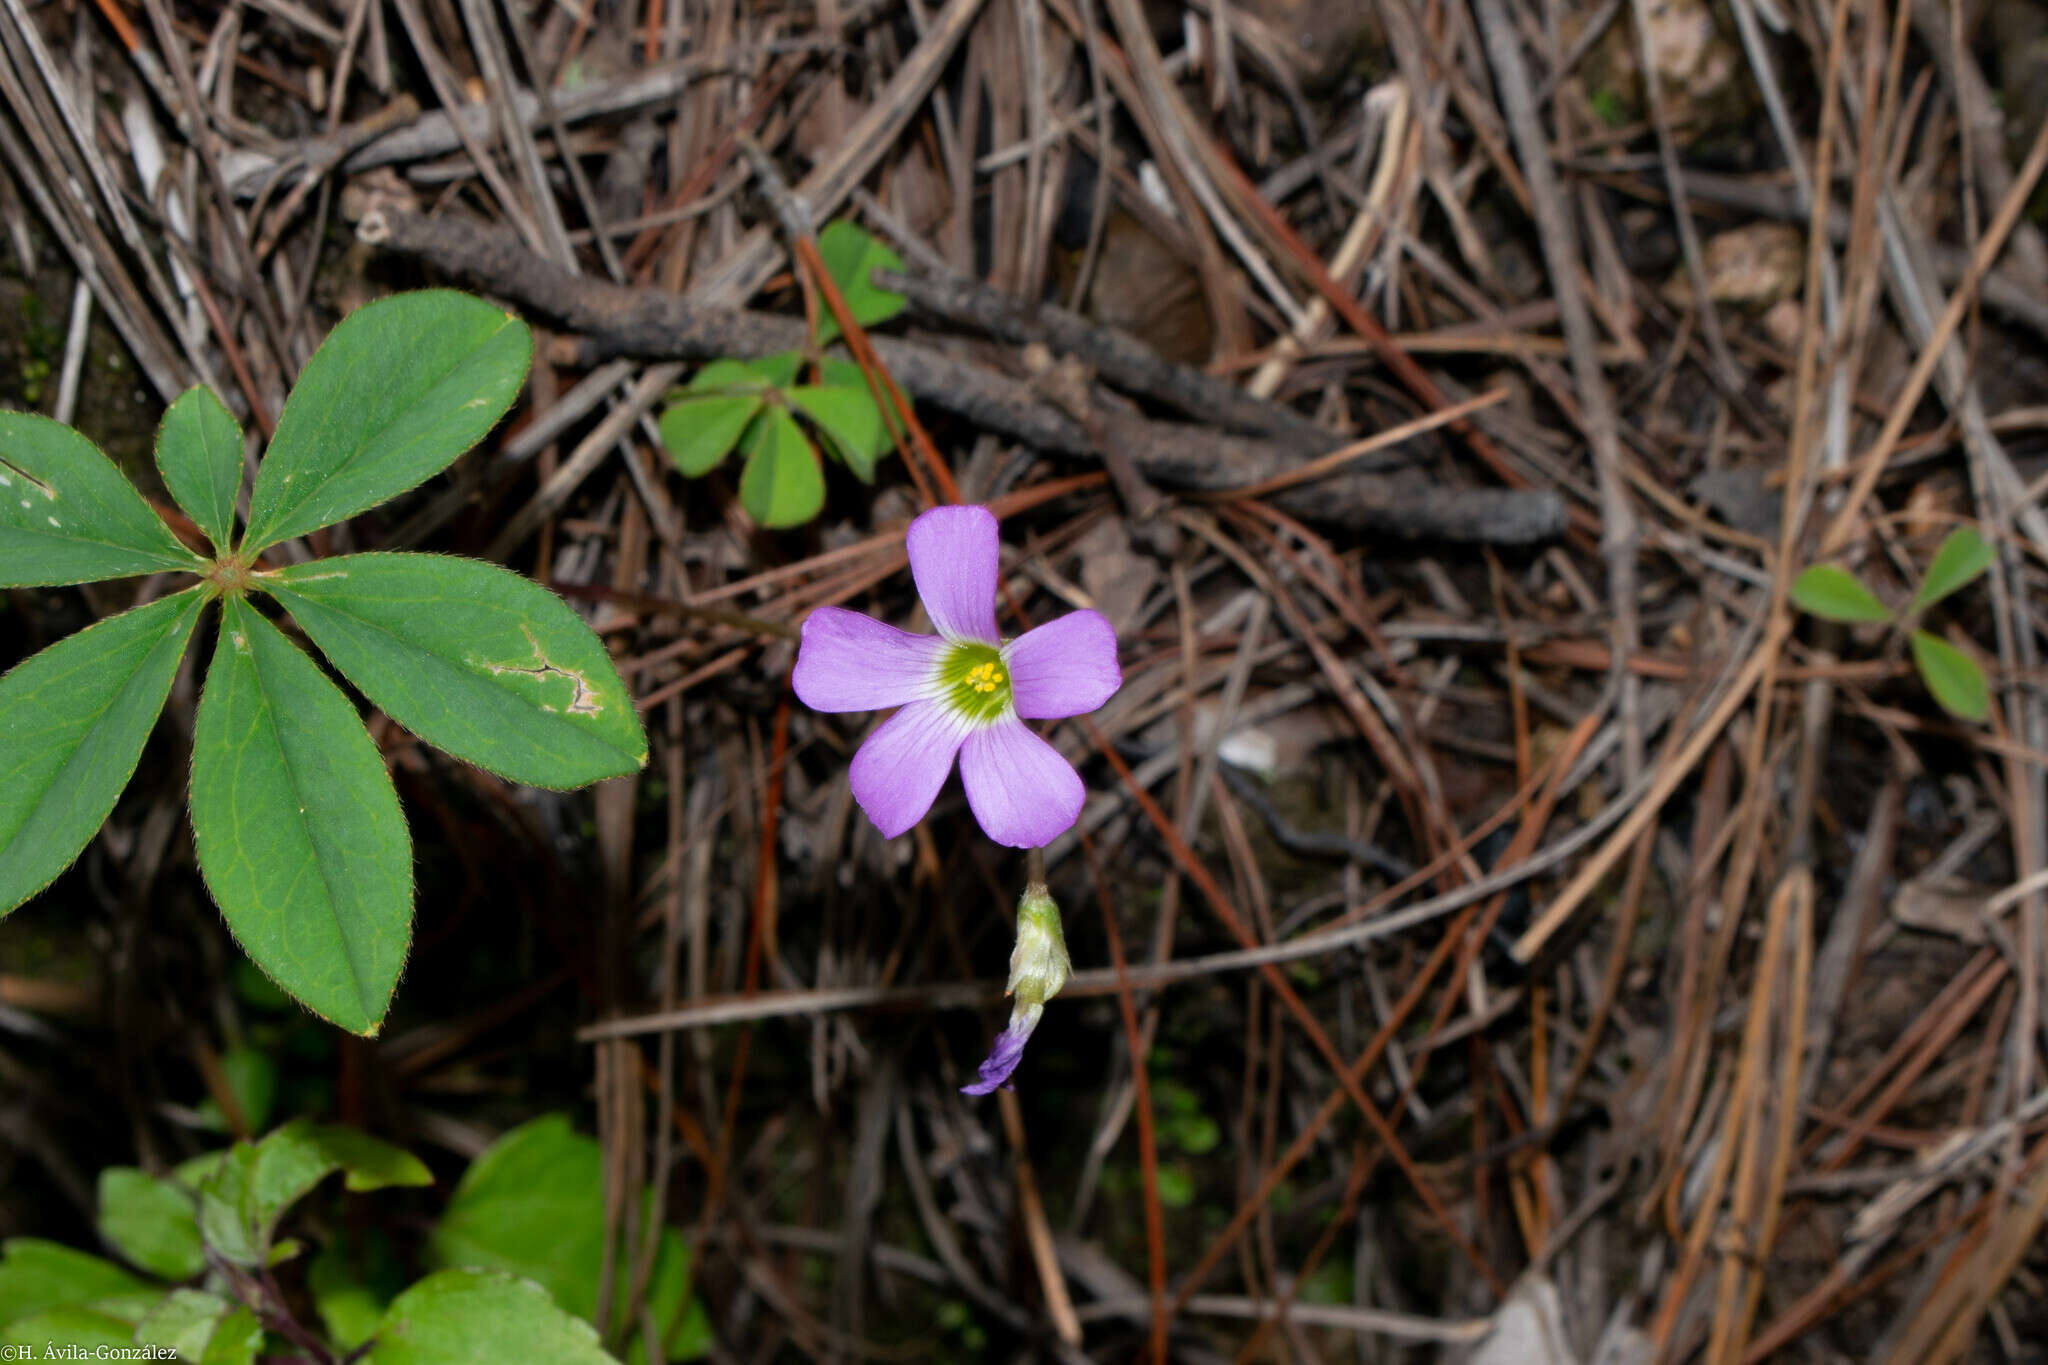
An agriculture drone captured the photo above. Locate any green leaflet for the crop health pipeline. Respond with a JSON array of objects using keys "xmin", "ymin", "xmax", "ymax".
[
  {"xmin": 787, "ymin": 384, "xmax": 887, "ymax": 482},
  {"xmin": 135, "ymin": 1291, "xmax": 261, "ymax": 1365},
  {"xmin": 265, "ymin": 553, "xmax": 646, "ymax": 789},
  {"xmin": 364, "ymin": 1269, "xmax": 622, "ymax": 1365},
  {"xmin": 814, "ymin": 220, "xmax": 905, "ymax": 345},
  {"xmin": 1910, "ymin": 629, "xmax": 1989, "ymax": 723},
  {"xmin": 190, "ymin": 599, "xmax": 413, "ymax": 1035},
  {"xmin": 0, "ymin": 411, "xmax": 203, "ymax": 586},
  {"xmin": 738, "ymin": 404, "xmax": 823, "ymax": 528},
  {"xmin": 1789, "ymin": 564, "xmax": 1891, "ymax": 624},
  {"xmin": 657, "ymin": 392, "xmax": 761, "ymax": 476},
  {"xmin": 0, "ymin": 590, "xmax": 205, "ymax": 915},
  {"xmin": 242, "ymin": 292, "xmax": 531, "ymax": 553},
  {"xmin": 427, "ymin": 1115, "xmax": 709, "ymax": 1364},
  {"xmin": 156, "ymin": 386, "xmax": 245, "ymax": 553},
  {"xmin": 193, "ymin": 1120, "xmax": 430, "ymax": 1269},
  {"xmin": 0, "ymin": 1239, "xmax": 156, "ymax": 1329},
  {"xmin": 1910, "ymin": 526, "xmax": 1993, "ymax": 615},
  {"xmin": 96, "ymin": 1168, "xmax": 205, "ymax": 1281}
]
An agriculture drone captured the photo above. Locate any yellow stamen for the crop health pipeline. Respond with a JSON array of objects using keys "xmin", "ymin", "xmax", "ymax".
[{"xmin": 965, "ymin": 661, "xmax": 1005, "ymax": 694}]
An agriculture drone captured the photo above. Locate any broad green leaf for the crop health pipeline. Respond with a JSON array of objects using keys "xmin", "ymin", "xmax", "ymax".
[
  {"xmin": 194, "ymin": 1045, "xmax": 280, "ymax": 1134},
  {"xmin": 727, "ymin": 351, "xmax": 803, "ymax": 390},
  {"xmin": 156, "ymin": 386, "xmax": 245, "ymax": 553},
  {"xmin": 815, "ymin": 220, "xmax": 904, "ymax": 345},
  {"xmin": 658, "ymin": 394, "xmax": 760, "ymax": 476},
  {"xmin": 0, "ymin": 411, "xmax": 203, "ymax": 586},
  {"xmin": 190, "ymin": 598, "xmax": 412, "ymax": 1034},
  {"xmin": 1790, "ymin": 564, "xmax": 1891, "ymax": 624},
  {"xmin": 737, "ymin": 406, "xmax": 823, "ymax": 529},
  {"xmin": 429, "ymin": 1115, "xmax": 709, "ymax": 1363},
  {"xmin": 1911, "ymin": 526, "xmax": 1994, "ymax": 615},
  {"xmin": 0, "ymin": 1239, "xmax": 156, "ymax": 1329},
  {"xmin": 1911, "ymin": 629, "xmax": 1990, "ymax": 723},
  {"xmin": 266, "ymin": 554, "xmax": 646, "ymax": 788},
  {"xmin": 787, "ymin": 384, "xmax": 887, "ymax": 482},
  {"xmin": 135, "ymin": 1290, "xmax": 261, "ymax": 1365},
  {"xmin": 195, "ymin": 1120, "xmax": 431, "ymax": 1269},
  {"xmin": 2, "ymin": 1303, "xmax": 150, "ymax": 1349},
  {"xmin": 364, "ymin": 1269, "xmax": 621, "ymax": 1365},
  {"xmin": 97, "ymin": 1169, "xmax": 204, "ymax": 1280},
  {"xmin": 0, "ymin": 589, "xmax": 206, "ymax": 915},
  {"xmin": 242, "ymin": 292, "xmax": 531, "ymax": 553}
]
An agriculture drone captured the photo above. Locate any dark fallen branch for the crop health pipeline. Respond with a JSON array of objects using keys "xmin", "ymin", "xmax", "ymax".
[
  {"xmin": 871, "ymin": 267, "xmax": 1334, "ymax": 449},
  {"xmin": 359, "ymin": 208, "xmax": 1567, "ymax": 544}
]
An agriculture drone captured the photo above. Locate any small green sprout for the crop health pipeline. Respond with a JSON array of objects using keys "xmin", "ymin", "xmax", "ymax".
[{"xmin": 1790, "ymin": 525, "xmax": 1994, "ymax": 722}]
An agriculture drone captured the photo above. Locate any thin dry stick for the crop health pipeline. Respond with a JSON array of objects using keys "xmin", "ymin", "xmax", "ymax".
[{"xmin": 1472, "ymin": 0, "xmax": 1641, "ymax": 780}]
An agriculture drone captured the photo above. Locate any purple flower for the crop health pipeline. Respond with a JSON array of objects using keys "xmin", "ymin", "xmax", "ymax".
[
  {"xmin": 793, "ymin": 505, "xmax": 1120, "ymax": 847},
  {"xmin": 962, "ymin": 1014, "xmax": 1035, "ymax": 1094},
  {"xmin": 963, "ymin": 882, "xmax": 1069, "ymax": 1094}
]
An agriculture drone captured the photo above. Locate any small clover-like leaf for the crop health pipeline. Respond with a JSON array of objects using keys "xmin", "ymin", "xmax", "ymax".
[
  {"xmin": 1790, "ymin": 564, "xmax": 1892, "ymax": 623},
  {"xmin": 0, "ymin": 412, "xmax": 204, "ymax": 586},
  {"xmin": 657, "ymin": 394, "xmax": 761, "ymax": 477},
  {"xmin": 1911, "ymin": 629, "xmax": 1989, "ymax": 723},
  {"xmin": 190, "ymin": 599, "xmax": 412, "ymax": 1035},
  {"xmin": 788, "ymin": 384, "xmax": 887, "ymax": 483},
  {"xmin": 738, "ymin": 405, "xmax": 824, "ymax": 528},
  {"xmin": 97, "ymin": 1169, "xmax": 204, "ymax": 1281},
  {"xmin": 265, "ymin": 553, "xmax": 646, "ymax": 789},
  {"xmin": 156, "ymin": 386, "xmax": 245, "ymax": 554},
  {"xmin": 242, "ymin": 292, "xmax": 531, "ymax": 554},
  {"xmin": 815, "ymin": 220, "xmax": 905, "ymax": 345},
  {"xmin": 1910, "ymin": 526, "xmax": 1994, "ymax": 616},
  {"xmin": 0, "ymin": 589, "xmax": 206, "ymax": 916}
]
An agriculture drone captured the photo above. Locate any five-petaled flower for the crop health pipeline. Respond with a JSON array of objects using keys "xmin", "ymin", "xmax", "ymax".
[{"xmin": 792, "ymin": 504, "xmax": 1121, "ymax": 847}]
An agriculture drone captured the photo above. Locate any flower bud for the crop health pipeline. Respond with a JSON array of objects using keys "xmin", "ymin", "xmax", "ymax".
[{"xmin": 962, "ymin": 883, "xmax": 1070, "ymax": 1095}]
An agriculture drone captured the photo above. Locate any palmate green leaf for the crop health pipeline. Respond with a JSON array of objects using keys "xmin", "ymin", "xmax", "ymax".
[
  {"xmin": 156, "ymin": 386, "xmax": 245, "ymax": 553},
  {"xmin": 135, "ymin": 1290, "xmax": 261, "ymax": 1365},
  {"xmin": 190, "ymin": 598, "xmax": 412, "ymax": 1034},
  {"xmin": 1789, "ymin": 564, "xmax": 1892, "ymax": 624},
  {"xmin": 0, "ymin": 411, "xmax": 204, "ymax": 586},
  {"xmin": 814, "ymin": 220, "xmax": 904, "ymax": 346},
  {"xmin": 364, "ymin": 1270, "xmax": 622, "ymax": 1365},
  {"xmin": 788, "ymin": 384, "xmax": 887, "ymax": 482},
  {"xmin": 97, "ymin": 1168, "xmax": 204, "ymax": 1280},
  {"xmin": 738, "ymin": 405, "xmax": 823, "ymax": 528},
  {"xmin": 266, "ymin": 554, "xmax": 646, "ymax": 788},
  {"xmin": 194, "ymin": 1120, "xmax": 431, "ymax": 1269},
  {"xmin": 0, "ymin": 589, "xmax": 206, "ymax": 915},
  {"xmin": 1911, "ymin": 526, "xmax": 1994, "ymax": 615},
  {"xmin": 242, "ymin": 292, "xmax": 531, "ymax": 554},
  {"xmin": 1911, "ymin": 629, "xmax": 1990, "ymax": 723},
  {"xmin": 428, "ymin": 1116, "xmax": 708, "ymax": 1364}
]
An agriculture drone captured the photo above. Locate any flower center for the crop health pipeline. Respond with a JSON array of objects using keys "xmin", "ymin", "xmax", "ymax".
[{"xmin": 938, "ymin": 641, "xmax": 1012, "ymax": 724}]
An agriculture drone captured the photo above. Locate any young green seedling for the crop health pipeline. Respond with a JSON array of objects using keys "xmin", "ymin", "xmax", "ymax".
[
  {"xmin": 1790, "ymin": 525, "xmax": 1995, "ymax": 721},
  {"xmin": 0, "ymin": 290, "xmax": 648, "ymax": 1036},
  {"xmin": 655, "ymin": 220, "xmax": 903, "ymax": 527}
]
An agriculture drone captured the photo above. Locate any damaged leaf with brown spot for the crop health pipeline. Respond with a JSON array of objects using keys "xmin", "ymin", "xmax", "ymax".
[{"xmin": 263, "ymin": 553, "xmax": 647, "ymax": 790}]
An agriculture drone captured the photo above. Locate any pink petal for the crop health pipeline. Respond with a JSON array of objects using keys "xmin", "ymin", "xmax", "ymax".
[
  {"xmin": 1004, "ymin": 610, "xmax": 1121, "ymax": 719},
  {"xmin": 849, "ymin": 700, "xmax": 972, "ymax": 838},
  {"xmin": 793, "ymin": 607, "xmax": 945, "ymax": 712},
  {"xmin": 906, "ymin": 504, "xmax": 1000, "ymax": 644},
  {"xmin": 958, "ymin": 718, "xmax": 1084, "ymax": 848}
]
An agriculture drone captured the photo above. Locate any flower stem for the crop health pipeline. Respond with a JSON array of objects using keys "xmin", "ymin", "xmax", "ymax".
[{"xmin": 1025, "ymin": 845, "xmax": 1046, "ymax": 893}]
